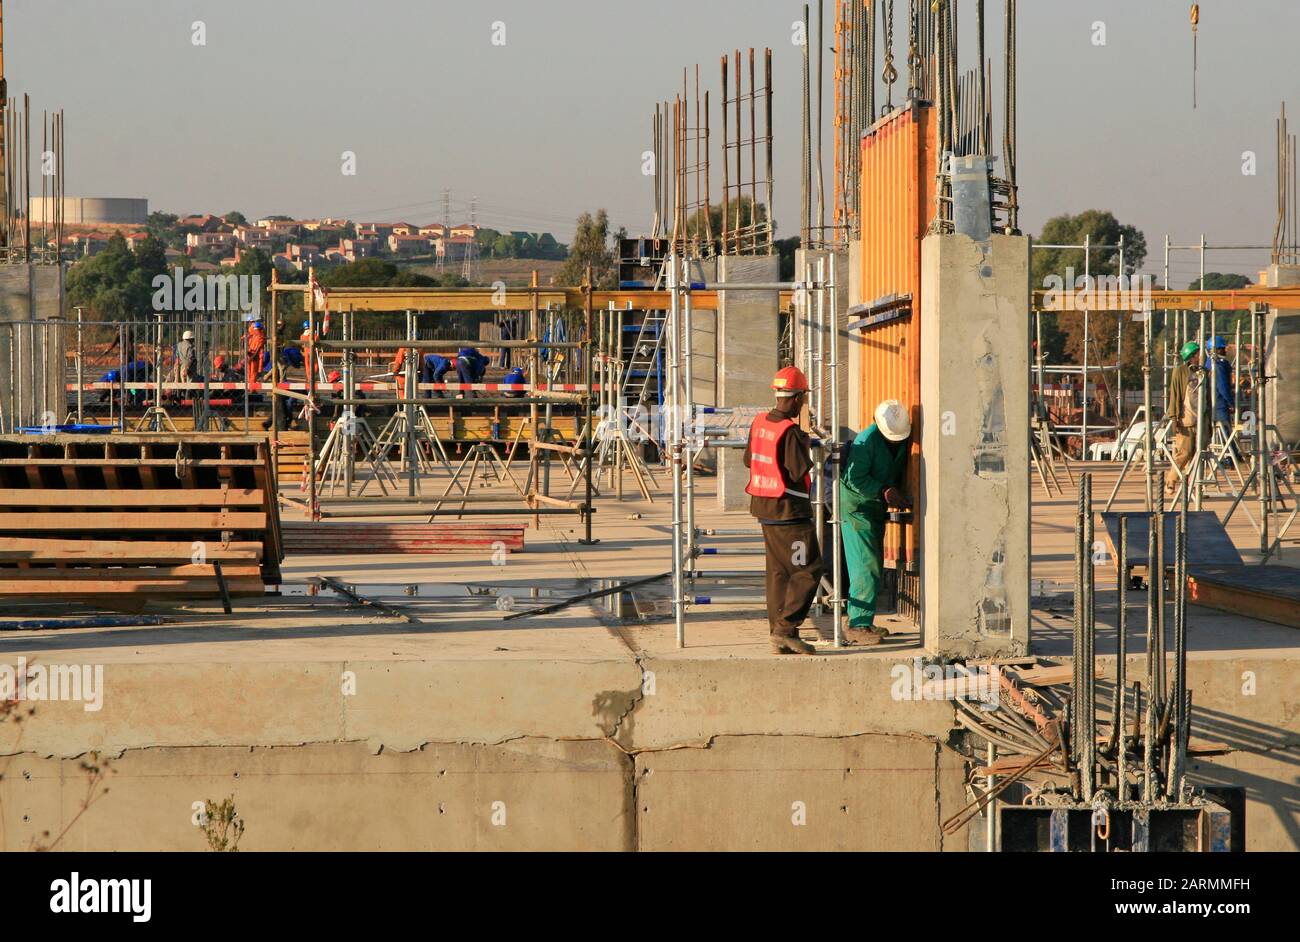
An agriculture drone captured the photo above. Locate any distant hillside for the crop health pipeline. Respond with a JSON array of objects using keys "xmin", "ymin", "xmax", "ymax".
[{"xmin": 404, "ymin": 258, "xmax": 566, "ymax": 287}]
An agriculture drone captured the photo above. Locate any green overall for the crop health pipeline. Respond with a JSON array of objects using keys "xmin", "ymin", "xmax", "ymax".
[{"xmin": 839, "ymin": 424, "xmax": 907, "ymax": 628}]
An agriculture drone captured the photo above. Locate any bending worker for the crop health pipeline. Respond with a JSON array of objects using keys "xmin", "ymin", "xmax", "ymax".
[
  {"xmin": 839, "ymin": 399, "xmax": 912, "ymax": 645},
  {"xmin": 1164, "ymin": 340, "xmax": 1200, "ymax": 496},
  {"xmin": 420, "ymin": 353, "xmax": 453, "ymax": 398},
  {"xmin": 743, "ymin": 366, "xmax": 822, "ymax": 656},
  {"xmin": 455, "ymin": 346, "xmax": 490, "ymax": 398},
  {"xmin": 502, "ymin": 365, "xmax": 526, "ymax": 398}
]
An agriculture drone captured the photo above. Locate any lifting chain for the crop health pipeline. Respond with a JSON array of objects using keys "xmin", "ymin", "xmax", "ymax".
[
  {"xmin": 906, "ymin": 0, "xmax": 920, "ymax": 99},
  {"xmin": 881, "ymin": 0, "xmax": 897, "ymax": 116},
  {"xmin": 173, "ymin": 442, "xmax": 192, "ymax": 481}
]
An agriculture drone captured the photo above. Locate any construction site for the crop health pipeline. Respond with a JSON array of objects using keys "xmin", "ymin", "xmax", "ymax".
[{"xmin": 0, "ymin": 0, "xmax": 1297, "ymax": 863}]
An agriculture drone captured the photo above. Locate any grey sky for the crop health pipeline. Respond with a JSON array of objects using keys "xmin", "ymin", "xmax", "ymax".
[{"xmin": 9, "ymin": 0, "xmax": 1297, "ymax": 281}]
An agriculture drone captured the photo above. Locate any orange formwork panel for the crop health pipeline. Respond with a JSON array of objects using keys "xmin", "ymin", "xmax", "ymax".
[{"xmin": 854, "ymin": 102, "xmax": 936, "ymax": 571}]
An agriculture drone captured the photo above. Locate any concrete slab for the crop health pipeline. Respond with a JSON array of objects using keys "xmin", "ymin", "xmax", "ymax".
[{"xmin": 1, "ymin": 459, "xmax": 1296, "ymax": 849}]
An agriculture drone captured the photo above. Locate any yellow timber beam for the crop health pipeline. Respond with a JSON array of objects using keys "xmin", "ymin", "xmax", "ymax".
[
  {"xmin": 270, "ymin": 285, "xmax": 795, "ymax": 312},
  {"xmin": 1033, "ymin": 287, "xmax": 1300, "ymax": 312}
]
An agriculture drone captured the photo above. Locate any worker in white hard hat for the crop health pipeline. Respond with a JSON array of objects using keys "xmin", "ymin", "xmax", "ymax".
[
  {"xmin": 839, "ymin": 399, "xmax": 912, "ymax": 644},
  {"xmin": 172, "ymin": 328, "xmax": 198, "ymax": 387}
]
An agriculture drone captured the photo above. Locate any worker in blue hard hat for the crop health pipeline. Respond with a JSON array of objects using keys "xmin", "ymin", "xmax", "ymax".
[
  {"xmin": 1165, "ymin": 340, "xmax": 1201, "ymax": 496},
  {"xmin": 502, "ymin": 365, "xmax": 526, "ymax": 398}
]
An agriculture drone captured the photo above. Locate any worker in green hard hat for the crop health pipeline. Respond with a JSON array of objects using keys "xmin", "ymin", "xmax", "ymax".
[{"xmin": 1164, "ymin": 340, "xmax": 1201, "ymax": 496}]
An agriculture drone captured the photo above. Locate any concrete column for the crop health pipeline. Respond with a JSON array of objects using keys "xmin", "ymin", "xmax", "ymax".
[
  {"xmin": 0, "ymin": 263, "xmax": 67, "ymax": 429},
  {"xmin": 1265, "ymin": 264, "xmax": 1300, "ymax": 448},
  {"xmin": 716, "ymin": 254, "xmax": 779, "ymax": 510},
  {"xmin": 919, "ymin": 233, "xmax": 1031, "ymax": 657}
]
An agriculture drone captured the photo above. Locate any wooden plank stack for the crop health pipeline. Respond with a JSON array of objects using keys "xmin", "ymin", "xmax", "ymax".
[
  {"xmin": 273, "ymin": 430, "xmax": 311, "ymax": 493},
  {"xmin": 281, "ymin": 521, "xmax": 525, "ymax": 555},
  {"xmin": 0, "ymin": 433, "xmax": 282, "ymax": 599}
]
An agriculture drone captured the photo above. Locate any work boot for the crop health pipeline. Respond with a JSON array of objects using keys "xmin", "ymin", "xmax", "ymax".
[
  {"xmin": 770, "ymin": 634, "xmax": 816, "ymax": 655},
  {"xmin": 842, "ymin": 626, "xmax": 883, "ymax": 646}
]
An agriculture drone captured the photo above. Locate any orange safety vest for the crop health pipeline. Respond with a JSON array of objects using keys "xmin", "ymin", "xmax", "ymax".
[{"xmin": 745, "ymin": 413, "xmax": 810, "ymax": 499}]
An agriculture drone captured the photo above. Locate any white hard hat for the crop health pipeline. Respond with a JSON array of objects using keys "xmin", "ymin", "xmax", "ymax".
[
  {"xmin": 874, "ymin": 399, "xmax": 911, "ymax": 441},
  {"xmin": 182, "ymin": 330, "xmax": 194, "ymax": 340}
]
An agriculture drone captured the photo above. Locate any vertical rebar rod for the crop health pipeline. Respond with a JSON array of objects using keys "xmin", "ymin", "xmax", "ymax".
[
  {"xmin": 1142, "ymin": 301, "xmax": 1154, "ymax": 512},
  {"xmin": 1071, "ymin": 475, "xmax": 1085, "ymax": 781},
  {"xmin": 669, "ymin": 256, "xmax": 686, "ymax": 649},
  {"xmin": 719, "ymin": 61, "xmax": 728, "ymax": 252},
  {"xmin": 1193, "ymin": 310, "xmax": 1206, "ymax": 510},
  {"xmin": 1082, "ymin": 472, "xmax": 1096, "ymax": 802},
  {"xmin": 684, "ymin": 286, "xmax": 696, "ymax": 562},
  {"xmin": 1255, "ymin": 304, "xmax": 1268, "ymax": 557},
  {"xmin": 829, "ymin": 252, "xmax": 843, "ymax": 648},
  {"xmin": 802, "ymin": 3, "xmax": 811, "ymax": 245},
  {"xmin": 816, "ymin": 1, "xmax": 825, "ymax": 243},
  {"xmin": 1168, "ymin": 487, "xmax": 1190, "ymax": 799},
  {"xmin": 986, "ymin": 741, "xmax": 996, "ymax": 852},
  {"xmin": 766, "ymin": 48, "xmax": 774, "ymax": 254},
  {"xmin": 1115, "ymin": 514, "xmax": 1128, "ymax": 800}
]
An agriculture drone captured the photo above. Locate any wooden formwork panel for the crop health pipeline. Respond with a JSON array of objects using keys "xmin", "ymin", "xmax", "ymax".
[
  {"xmin": 281, "ymin": 521, "xmax": 525, "ymax": 555},
  {"xmin": 0, "ymin": 433, "xmax": 283, "ymax": 597},
  {"xmin": 855, "ymin": 102, "xmax": 936, "ymax": 571}
]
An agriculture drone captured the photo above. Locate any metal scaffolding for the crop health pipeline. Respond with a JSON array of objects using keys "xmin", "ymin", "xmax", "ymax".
[{"xmin": 661, "ymin": 253, "xmax": 841, "ymax": 649}]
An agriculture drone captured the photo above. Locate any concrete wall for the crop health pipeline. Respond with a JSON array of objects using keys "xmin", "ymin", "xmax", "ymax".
[
  {"xmin": 0, "ymin": 263, "xmax": 66, "ymax": 429},
  {"xmin": 0, "ymin": 654, "xmax": 976, "ymax": 851},
  {"xmin": 1, "ymin": 650, "xmax": 1294, "ymax": 850},
  {"xmin": 919, "ymin": 233, "xmax": 1031, "ymax": 657},
  {"xmin": 716, "ymin": 255, "xmax": 780, "ymax": 510}
]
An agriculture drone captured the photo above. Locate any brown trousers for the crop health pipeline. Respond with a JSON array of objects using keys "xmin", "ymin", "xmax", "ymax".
[
  {"xmin": 1164, "ymin": 431, "xmax": 1194, "ymax": 494},
  {"xmin": 762, "ymin": 521, "xmax": 824, "ymax": 637}
]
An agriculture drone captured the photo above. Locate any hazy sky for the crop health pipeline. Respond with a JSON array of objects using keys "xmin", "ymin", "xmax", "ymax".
[{"xmin": 9, "ymin": 0, "xmax": 1297, "ymax": 281}]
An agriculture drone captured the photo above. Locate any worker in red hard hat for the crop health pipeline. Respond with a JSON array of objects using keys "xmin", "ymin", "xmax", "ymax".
[{"xmin": 743, "ymin": 365, "xmax": 822, "ymax": 655}]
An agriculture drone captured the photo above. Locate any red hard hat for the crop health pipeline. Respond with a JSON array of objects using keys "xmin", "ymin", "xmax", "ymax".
[
  {"xmin": 213, "ymin": 354, "xmax": 226, "ymax": 368},
  {"xmin": 327, "ymin": 370, "xmax": 342, "ymax": 383},
  {"xmin": 772, "ymin": 366, "xmax": 809, "ymax": 395}
]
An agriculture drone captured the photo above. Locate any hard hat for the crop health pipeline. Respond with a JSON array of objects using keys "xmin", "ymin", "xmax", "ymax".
[
  {"xmin": 327, "ymin": 370, "xmax": 341, "ymax": 383},
  {"xmin": 182, "ymin": 330, "xmax": 194, "ymax": 340},
  {"xmin": 1212, "ymin": 335, "xmax": 1227, "ymax": 350},
  {"xmin": 1179, "ymin": 341, "xmax": 1200, "ymax": 362},
  {"xmin": 874, "ymin": 399, "xmax": 912, "ymax": 441},
  {"xmin": 251, "ymin": 321, "xmax": 263, "ymax": 330},
  {"xmin": 213, "ymin": 354, "xmax": 226, "ymax": 368},
  {"xmin": 772, "ymin": 366, "xmax": 809, "ymax": 396},
  {"xmin": 302, "ymin": 320, "xmax": 310, "ymax": 329}
]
